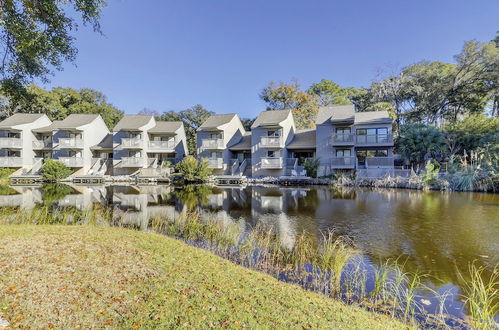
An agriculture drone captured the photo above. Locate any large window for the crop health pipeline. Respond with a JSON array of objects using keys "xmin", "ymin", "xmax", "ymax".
[
  {"xmin": 210, "ymin": 151, "xmax": 222, "ymax": 159},
  {"xmin": 335, "ymin": 149, "xmax": 351, "ymax": 157},
  {"xmin": 267, "ymin": 129, "xmax": 282, "ymax": 137},
  {"xmin": 336, "ymin": 127, "xmax": 351, "ymax": 134},
  {"xmin": 356, "ymin": 128, "xmax": 389, "ymax": 143},
  {"xmin": 267, "ymin": 150, "xmax": 279, "ymax": 158}
]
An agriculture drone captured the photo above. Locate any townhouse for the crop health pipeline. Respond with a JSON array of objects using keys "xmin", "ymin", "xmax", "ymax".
[
  {"xmin": 113, "ymin": 115, "xmax": 188, "ymax": 176},
  {"xmin": 0, "ymin": 114, "xmax": 52, "ymax": 175}
]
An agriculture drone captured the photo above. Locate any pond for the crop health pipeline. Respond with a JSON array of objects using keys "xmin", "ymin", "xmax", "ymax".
[{"xmin": 1, "ymin": 183, "xmax": 498, "ymax": 324}]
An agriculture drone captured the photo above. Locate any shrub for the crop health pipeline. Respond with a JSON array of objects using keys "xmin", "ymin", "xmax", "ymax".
[
  {"xmin": 421, "ymin": 160, "xmax": 440, "ymax": 188},
  {"xmin": 0, "ymin": 167, "xmax": 15, "ymax": 179},
  {"xmin": 396, "ymin": 124, "xmax": 446, "ymax": 169},
  {"xmin": 174, "ymin": 156, "xmax": 213, "ymax": 182},
  {"xmin": 40, "ymin": 159, "xmax": 72, "ymax": 181},
  {"xmin": 303, "ymin": 158, "xmax": 320, "ymax": 178}
]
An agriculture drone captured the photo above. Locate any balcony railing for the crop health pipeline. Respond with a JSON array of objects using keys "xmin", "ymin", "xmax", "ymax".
[
  {"xmin": 331, "ymin": 157, "xmax": 356, "ymax": 169},
  {"xmin": 330, "ymin": 133, "xmax": 355, "ymax": 145},
  {"xmin": 32, "ymin": 140, "xmax": 52, "ymax": 149},
  {"xmin": 365, "ymin": 157, "xmax": 394, "ymax": 168},
  {"xmin": 356, "ymin": 134, "xmax": 393, "ymax": 145},
  {"xmin": 58, "ymin": 157, "xmax": 83, "ymax": 167},
  {"xmin": 121, "ymin": 138, "xmax": 143, "ymax": 148},
  {"xmin": 121, "ymin": 157, "xmax": 145, "ymax": 167},
  {"xmin": 260, "ymin": 136, "xmax": 283, "ymax": 148},
  {"xmin": 0, "ymin": 138, "xmax": 22, "ymax": 148},
  {"xmin": 0, "ymin": 157, "xmax": 22, "ymax": 167},
  {"xmin": 261, "ymin": 157, "xmax": 283, "ymax": 169},
  {"xmin": 148, "ymin": 140, "xmax": 175, "ymax": 150},
  {"xmin": 59, "ymin": 138, "xmax": 83, "ymax": 148},
  {"xmin": 207, "ymin": 158, "xmax": 223, "ymax": 169},
  {"xmin": 201, "ymin": 138, "xmax": 224, "ymax": 149}
]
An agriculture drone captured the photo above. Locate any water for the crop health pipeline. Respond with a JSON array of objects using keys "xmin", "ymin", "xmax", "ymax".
[{"xmin": 1, "ymin": 183, "xmax": 498, "ymax": 323}]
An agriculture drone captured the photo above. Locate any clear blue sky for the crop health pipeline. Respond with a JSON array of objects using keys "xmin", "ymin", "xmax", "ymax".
[{"xmin": 43, "ymin": 0, "xmax": 499, "ymax": 118}]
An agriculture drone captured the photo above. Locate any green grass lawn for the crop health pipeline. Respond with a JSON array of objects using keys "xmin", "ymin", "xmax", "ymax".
[{"xmin": 0, "ymin": 225, "xmax": 406, "ymax": 328}]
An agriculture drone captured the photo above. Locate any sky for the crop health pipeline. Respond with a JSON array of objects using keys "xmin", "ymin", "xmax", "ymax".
[{"xmin": 42, "ymin": 0, "xmax": 499, "ymax": 118}]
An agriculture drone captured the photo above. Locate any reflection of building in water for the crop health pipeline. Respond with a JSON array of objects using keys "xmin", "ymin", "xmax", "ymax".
[
  {"xmin": 0, "ymin": 185, "xmax": 42, "ymax": 209},
  {"xmin": 113, "ymin": 185, "xmax": 184, "ymax": 231},
  {"xmin": 56, "ymin": 185, "xmax": 108, "ymax": 210}
]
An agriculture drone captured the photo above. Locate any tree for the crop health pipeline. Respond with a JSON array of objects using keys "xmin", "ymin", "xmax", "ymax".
[
  {"xmin": 0, "ymin": 0, "xmax": 106, "ymax": 99},
  {"xmin": 445, "ymin": 115, "xmax": 499, "ymax": 154},
  {"xmin": 160, "ymin": 105, "xmax": 214, "ymax": 155},
  {"xmin": 307, "ymin": 79, "xmax": 352, "ymax": 106},
  {"xmin": 40, "ymin": 159, "xmax": 72, "ymax": 181},
  {"xmin": 174, "ymin": 156, "xmax": 213, "ymax": 182},
  {"xmin": 260, "ymin": 80, "xmax": 319, "ymax": 129},
  {"xmin": 240, "ymin": 118, "xmax": 255, "ymax": 131},
  {"xmin": 396, "ymin": 124, "xmax": 446, "ymax": 169},
  {"xmin": 1, "ymin": 85, "xmax": 124, "ymax": 128}
]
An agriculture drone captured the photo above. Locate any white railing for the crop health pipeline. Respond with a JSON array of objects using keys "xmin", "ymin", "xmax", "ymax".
[
  {"xmin": 239, "ymin": 159, "xmax": 247, "ymax": 174},
  {"xmin": 59, "ymin": 138, "xmax": 83, "ymax": 148},
  {"xmin": 202, "ymin": 138, "xmax": 224, "ymax": 149},
  {"xmin": 32, "ymin": 139, "xmax": 52, "ymax": 149},
  {"xmin": 148, "ymin": 140, "xmax": 175, "ymax": 150},
  {"xmin": 331, "ymin": 157, "xmax": 356, "ymax": 168},
  {"xmin": 261, "ymin": 157, "xmax": 283, "ymax": 169},
  {"xmin": 260, "ymin": 136, "xmax": 283, "ymax": 148},
  {"xmin": 230, "ymin": 159, "xmax": 239, "ymax": 175},
  {"xmin": 121, "ymin": 157, "xmax": 145, "ymax": 167},
  {"xmin": 0, "ymin": 138, "xmax": 22, "ymax": 148},
  {"xmin": 331, "ymin": 133, "xmax": 355, "ymax": 144},
  {"xmin": 58, "ymin": 157, "xmax": 83, "ymax": 167},
  {"xmin": 356, "ymin": 134, "xmax": 393, "ymax": 145},
  {"xmin": 121, "ymin": 138, "xmax": 143, "ymax": 148},
  {"xmin": 0, "ymin": 157, "xmax": 22, "ymax": 167},
  {"xmin": 365, "ymin": 157, "xmax": 394, "ymax": 168},
  {"xmin": 207, "ymin": 158, "xmax": 223, "ymax": 169}
]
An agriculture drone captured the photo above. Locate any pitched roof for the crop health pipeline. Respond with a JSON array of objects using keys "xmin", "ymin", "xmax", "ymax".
[
  {"xmin": 113, "ymin": 115, "xmax": 154, "ymax": 131},
  {"xmin": 354, "ymin": 111, "xmax": 392, "ymax": 124},
  {"xmin": 286, "ymin": 129, "xmax": 316, "ymax": 149},
  {"xmin": 315, "ymin": 105, "xmax": 355, "ymax": 125},
  {"xmin": 251, "ymin": 110, "xmax": 291, "ymax": 129},
  {"xmin": 32, "ymin": 120, "xmax": 63, "ymax": 133},
  {"xmin": 57, "ymin": 114, "xmax": 100, "ymax": 129},
  {"xmin": 197, "ymin": 114, "xmax": 236, "ymax": 131},
  {"xmin": 148, "ymin": 121, "xmax": 183, "ymax": 133},
  {"xmin": 228, "ymin": 132, "xmax": 251, "ymax": 150},
  {"xmin": 0, "ymin": 114, "xmax": 46, "ymax": 128},
  {"xmin": 91, "ymin": 133, "xmax": 113, "ymax": 150}
]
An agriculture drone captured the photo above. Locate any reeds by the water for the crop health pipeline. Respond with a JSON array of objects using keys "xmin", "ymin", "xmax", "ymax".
[{"xmin": 1, "ymin": 206, "xmax": 497, "ymax": 328}]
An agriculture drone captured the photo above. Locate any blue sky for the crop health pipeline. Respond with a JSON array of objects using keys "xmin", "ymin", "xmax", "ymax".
[{"xmin": 43, "ymin": 0, "xmax": 499, "ymax": 118}]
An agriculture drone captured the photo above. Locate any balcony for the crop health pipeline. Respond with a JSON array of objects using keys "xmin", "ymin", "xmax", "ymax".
[
  {"xmin": 0, "ymin": 138, "xmax": 22, "ymax": 148},
  {"xmin": 201, "ymin": 138, "xmax": 224, "ymax": 149},
  {"xmin": 331, "ymin": 157, "xmax": 356, "ymax": 169},
  {"xmin": 356, "ymin": 134, "xmax": 393, "ymax": 146},
  {"xmin": 121, "ymin": 157, "xmax": 145, "ymax": 167},
  {"xmin": 0, "ymin": 157, "xmax": 22, "ymax": 167},
  {"xmin": 260, "ymin": 136, "xmax": 283, "ymax": 148},
  {"xmin": 32, "ymin": 140, "xmax": 52, "ymax": 149},
  {"xmin": 330, "ymin": 133, "xmax": 355, "ymax": 146},
  {"xmin": 121, "ymin": 138, "xmax": 143, "ymax": 149},
  {"xmin": 58, "ymin": 157, "xmax": 83, "ymax": 167},
  {"xmin": 261, "ymin": 157, "xmax": 283, "ymax": 169},
  {"xmin": 59, "ymin": 138, "xmax": 83, "ymax": 149},
  {"xmin": 365, "ymin": 157, "xmax": 394, "ymax": 168},
  {"xmin": 148, "ymin": 140, "xmax": 175, "ymax": 150},
  {"xmin": 207, "ymin": 158, "xmax": 223, "ymax": 169}
]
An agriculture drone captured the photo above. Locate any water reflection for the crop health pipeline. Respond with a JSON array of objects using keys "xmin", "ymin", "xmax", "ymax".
[{"xmin": 0, "ymin": 183, "xmax": 498, "ymax": 319}]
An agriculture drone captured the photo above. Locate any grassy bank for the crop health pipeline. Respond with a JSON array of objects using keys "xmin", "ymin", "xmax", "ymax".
[{"xmin": 0, "ymin": 225, "xmax": 406, "ymax": 329}]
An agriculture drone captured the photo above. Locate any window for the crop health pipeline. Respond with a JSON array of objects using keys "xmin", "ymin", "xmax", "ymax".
[
  {"xmin": 129, "ymin": 151, "xmax": 141, "ymax": 158},
  {"xmin": 376, "ymin": 149, "xmax": 388, "ymax": 157},
  {"xmin": 210, "ymin": 152, "xmax": 222, "ymax": 159},
  {"xmin": 335, "ymin": 149, "xmax": 351, "ymax": 157},
  {"xmin": 267, "ymin": 130, "xmax": 281, "ymax": 137},
  {"xmin": 267, "ymin": 150, "xmax": 279, "ymax": 158},
  {"xmin": 210, "ymin": 133, "xmax": 222, "ymax": 139},
  {"xmin": 7, "ymin": 132, "xmax": 20, "ymax": 138},
  {"xmin": 336, "ymin": 127, "xmax": 351, "ymax": 134}
]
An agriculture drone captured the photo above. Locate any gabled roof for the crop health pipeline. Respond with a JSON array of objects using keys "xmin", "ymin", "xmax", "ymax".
[
  {"xmin": 91, "ymin": 133, "xmax": 113, "ymax": 150},
  {"xmin": 0, "ymin": 113, "xmax": 46, "ymax": 128},
  {"xmin": 251, "ymin": 110, "xmax": 291, "ymax": 129},
  {"xmin": 197, "ymin": 114, "xmax": 236, "ymax": 131},
  {"xmin": 228, "ymin": 132, "xmax": 251, "ymax": 150},
  {"xmin": 286, "ymin": 129, "xmax": 316, "ymax": 149},
  {"xmin": 113, "ymin": 115, "xmax": 154, "ymax": 131},
  {"xmin": 57, "ymin": 114, "xmax": 101, "ymax": 129},
  {"xmin": 354, "ymin": 111, "xmax": 392, "ymax": 124},
  {"xmin": 32, "ymin": 120, "xmax": 63, "ymax": 133},
  {"xmin": 148, "ymin": 121, "xmax": 183, "ymax": 134},
  {"xmin": 315, "ymin": 105, "xmax": 355, "ymax": 125}
]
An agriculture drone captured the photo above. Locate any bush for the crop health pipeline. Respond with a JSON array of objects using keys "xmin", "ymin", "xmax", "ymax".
[
  {"xmin": 303, "ymin": 158, "xmax": 320, "ymax": 178},
  {"xmin": 40, "ymin": 159, "xmax": 72, "ymax": 181},
  {"xmin": 174, "ymin": 156, "xmax": 213, "ymax": 182},
  {"xmin": 421, "ymin": 160, "xmax": 440, "ymax": 188},
  {"xmin": 396, "ymin": 124, "xmax": 446, "ymax": 169},
  {"xmin": 0, "ymin": 168, "xmax": 15, "ymax": 179}
]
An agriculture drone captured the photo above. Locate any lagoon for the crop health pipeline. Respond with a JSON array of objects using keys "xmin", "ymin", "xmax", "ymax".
[{"xmin": 1, "ymin": 183, "xmax": 498, "ymax": 322}]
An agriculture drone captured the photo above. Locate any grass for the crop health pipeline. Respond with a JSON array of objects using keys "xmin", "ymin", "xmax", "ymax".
[{"xmin": 0, "ymin": 225, "xmax": 406, "ymax": 329}]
